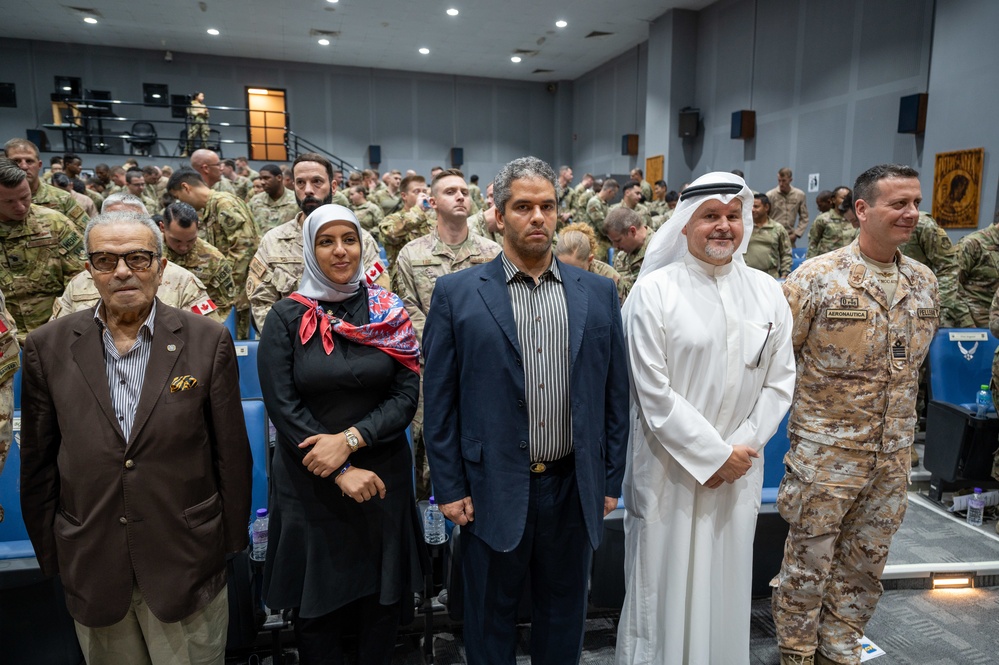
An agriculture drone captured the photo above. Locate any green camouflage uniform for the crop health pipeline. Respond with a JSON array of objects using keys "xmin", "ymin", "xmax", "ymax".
[
  {"xmin": 646, "ymin": 200, "xmax": 669, "ymax": 217},
  {"xmin": 469, "ymin": 183, "xmax": 485, "ymax": 211},
  {"xmin": 956, "ymin": 222, "xmax": 999, "ymax": 327},
  {"xmin": 211, "ymin": 177, "xmax": 237, "ymax": 196},
  {"xmin": 378, "ymin": 207, "xmax": 433, "ymax": 274},
  {"xmin": 557, "ymin": 183, "xmax": 576, "ymax": 227},
  {"xmin": 585, "ymin": 195, "xmax": 612, "ymax": 262},
  {"xmin": 744, "ymin": 217, "xmax": 793, "ymax": 279},
  {"xmin": 229, "ymin": 175, "xmax": 254, "ymax": 201},
  {"xmin": 901, "ymin": 212, "xmax": 971, "ymax": 327},
  {"xmin": 572, "ymin": 184, "xmax": 594, "ymax": 221},
  {"xmin": 32, "ymin": 181, "xmax": 89, "ymax": 233},
  {"xmin": 466, "ymin": 210, "xmax": 503, "ymax": 244},
  {"xmin": 199, "ymin": 191, "xmax": 259, "ymax": 336},
  {"xmin": 772, "ymin": 241, "xmax": 939, "ymax": 664},
  {"xmin": 165, "ymin": 238, "xmax": 235, "ymax": 321},
  {"xmin": 0, "ymin": 288, "xmax": 20, "ymax": 521},
  {"xmin": 609, "ymin": 201, "xmax": 655, "ymax": 230},
  {"xmin": 351, "ymin": 201, "xmax": 385, "ymax": 239},
  {"xmin": 371, "ymin": 188, "xmax": 403, "ymax": 217},
  {"xmin": 805, "ymin": 210, "xmax": 857, "ymax": 259},
  {"xmin": 0, "ymin": 205, "xmax": 86, "ymax": 341},
  {"xmin": 589, "ymin": 259, "xmax": 623, "ymax": 302},
  {"xmin": 83, "ymin": 186, "xmax": 104, "ymax": 211},
  {"xmin": 246, "ymin": 213, "xmax": 387, "ymax": 333},
  {"xmin": 51, "ymin": 261, "xmax": 225, "ymax": 323},
  {"xmin": 612, "ymin": 230, "xmax": 653, "ymax": 301},
  {"xmin": 332, "ymin": 190, "xmax": 350, "ymax": 208},
  {"xmin": 248, "ymin": 188, "xmax": 298, "ymax": 235}
]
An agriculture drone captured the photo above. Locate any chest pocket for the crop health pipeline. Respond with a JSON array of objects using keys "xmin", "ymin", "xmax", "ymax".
[
  {"xmin": 742, "ymin": 321, "xmax": 774, "ymax": 368},
  {"xmin": 815, "ymin": 306, "xmax": 874, "ymax": 369}
]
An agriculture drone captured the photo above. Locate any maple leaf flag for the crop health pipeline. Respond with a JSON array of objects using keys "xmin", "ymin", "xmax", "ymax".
[{"xmin": 192, "ymin": 298, "xmax": 218, "ymax": 316}]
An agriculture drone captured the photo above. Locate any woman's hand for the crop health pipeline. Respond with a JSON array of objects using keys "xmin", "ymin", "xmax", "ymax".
[
  {"xmin": 336, "ymin": 467, "xmax": 387, "ymax": 503},
  {"xmin": 298, "ymin": 433, "xmax": 350, "ymax": 477}
]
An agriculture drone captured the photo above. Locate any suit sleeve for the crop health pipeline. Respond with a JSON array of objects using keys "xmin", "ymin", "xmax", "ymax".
[
  {"xmin": 421, "ymin": 279, "xmax": 468, "ymax": 504},
  {"xmin": 208, "ymin": 327, "xmax": 253, "ymax": 554},
  {"xmin": 18, "ymin": 335, "xmax": 62, "ymax": 576},
  {"xmin": 603, "ymin": 278, "xmax": 630, "ymax": 498}
]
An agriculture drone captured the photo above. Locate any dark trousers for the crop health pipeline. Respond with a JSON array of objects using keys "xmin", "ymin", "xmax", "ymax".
[
  {"xmin": 294, "ymin": 593, "xmax": 401, "ymax": 665},
  {"xmin": 461, "ymin": 464, "xmax": 593, "ymax": 665}
]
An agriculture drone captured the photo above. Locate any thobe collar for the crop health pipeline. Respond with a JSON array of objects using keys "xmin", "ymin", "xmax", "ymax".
[{"xmin": 684, "ymin": 252, "xmax": 736, "ymax": 278}]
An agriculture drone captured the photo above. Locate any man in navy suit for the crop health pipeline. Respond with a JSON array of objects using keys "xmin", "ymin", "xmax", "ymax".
[{"xmin": 423, "ymin": 156, "xmax": 629, "ymax": 664}]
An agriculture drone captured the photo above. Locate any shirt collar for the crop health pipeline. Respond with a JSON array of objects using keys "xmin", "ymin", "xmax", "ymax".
[
  {"xmin": 501, "ymin": 252, "xmax": 562, "ymax": 284},
  {"xmin": 94, "ymin": 299, "xmax": 157, "ymax": 337}
]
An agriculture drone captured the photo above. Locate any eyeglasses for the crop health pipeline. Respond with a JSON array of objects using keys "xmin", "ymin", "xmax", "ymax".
[{"xmin": 88, "ymin": 250, "xmax": 160, "ymax": 272}]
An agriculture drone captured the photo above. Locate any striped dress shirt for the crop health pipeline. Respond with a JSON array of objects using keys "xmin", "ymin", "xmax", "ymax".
[
  {"xmin": 501, "ymin": 254, "xmax": 572, "ymax": 462},
  {"xmin": 94, "ymin": 301, "xmax": 156, "ymax": 442}
]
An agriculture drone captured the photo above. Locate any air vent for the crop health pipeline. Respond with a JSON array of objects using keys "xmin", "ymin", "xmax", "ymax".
[
  {"xmin": 512, "ymin": 49, "xmax": 540, "ymax": 57},
  {"xmin": 585, "ymin": 31, "xmax": 613, "ymax": 38},
  {"xmin": 309, "ymin": 29, "xmax": 341, "ymax": 38},
  {"xmin": 533, "ymin": 69, "xmax": 554, "ymax": 74}
]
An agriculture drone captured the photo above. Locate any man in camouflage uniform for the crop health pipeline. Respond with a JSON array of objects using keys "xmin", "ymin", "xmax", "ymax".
[
  {"xmin": 167, "ymin": 169, "xmax": 259, "ymax": 338},
  {"xmin": 379, "ymin": 174, "xmax": 433, "ymax": 276},
  {"xmin": 585, "ymin": 178, "xmax": 619, "ymax": 262},
  {"xmin": 468, "ymin": 174, "xmax": 486, "ymax": 211},
  {"xmin": 572, "ymin": 173, "xmax": 595, "ymax": 220},
  {"xmin": 191, "ymin": 149, "xmax": 236, "ymax": 196},
  {"xmin": 0, "ymin": 161, "xmax": 86, "ymax": 342},
  {"xmin": 158, "ymin": 202, "xmax": 235, "ymax": 321},
  {"xmin": 248, "ymin": 164, "xmax": 298, "ymax": 234},
  {"xmin": 0, "ymin": 287, "xmax": 19, "ymax": 523},
  {"xmin": 900, "ymin": 212, "xmax": 970, "ymax": 328},
  {"xmin": 142, "ymin": 165, "xmax": 167, "ymax": 203},
  {"xmin": 610, "ymin": 181, "xmax": 656, "ymax": 230},
  {"xmin": 603, "ymin": 207, "xmax": 652, "ymax": 301},
  {"xmin": 630, "ymin": 168, "xmax": 653, "ymax": 202},
  {"xmin": 556, "ymin": 165, "xmax": 576, "ymax": 228},
  {"xmin": 246, "ymin": 153, "xmax": 387, "ymax": 333},
  {"xmin": 235, "ymin": 157, "xmax": 259, "ymax": 181},
  {"xmin": 647, "ymin": 179, "xmax": 670, "ymax": 217},
  {"xmin": 767, "ymin": 167, "xmax": 810, "ymax": 246},
  {"xmin": 745, "ymin": 192, "xmax": 793, "ymax": 279},
  {"xmin": 372, "ymin": 170, "xmax": 403, "ymax": 216},
  {"xmin": 4, "ymin": 139, "xmax": 89, "ymax": 233},
  {"xmin": 348, "ymin": 185, "xmax": 385, "ymax": 240},
  {"xmin": 805, "ymin": 189, "xmax": 857, "ymax": 259},
  {"xmin": 222, "ymin": 159, "xmax": 254, "ymax": 201},
  {"xmin": 772, "ymin": 165, "xmax": 939, "ymax": 665},
  {"xmin": 956, "ymin": 210, "xmax": 999, "ymax": 327},
  {"xmin": 394, "ymin": 169, "xmax": 502, "ymax": 498},
  {"xmin": 126, "ymin": 169, "xmax": 161, "ymax": 215},
  {"xmin": 103, "ymin": 167, "xmax": 126, "ymax": 198}
]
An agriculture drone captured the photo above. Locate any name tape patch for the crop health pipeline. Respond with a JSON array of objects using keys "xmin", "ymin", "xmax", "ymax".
[
  {"xmin": 948, "ymin": 331, "xmax": 988, "ymax": 342},
  {"xmin": 917, "ymin": 308, "xmax": 939, "ymax": 318},
  {"xmin": 840, "ymin": 297, "xmax": 859, "ymax": 307},
  {"xmin": 826, "ymin": 309, "xmax": 869, "ymax": 320}
]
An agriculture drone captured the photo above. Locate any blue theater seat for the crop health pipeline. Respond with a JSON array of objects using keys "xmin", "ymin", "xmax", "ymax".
[
  {"xmin": 11, "ymin": 351, "xmax": 21, "ymax": 411},
  {"xmin": 242, "ymin": 399, "xmax": 269, "ymax": 523},
  {"xmin": 234, "ymin": 340, "xmax": 262, "ymax": 400},
  {"xmin": 0, "ymin": 412, "xmax": 35, "ymax": 561},
  {"xmin": 761, "ymin": 410, "xmax": 792, "ymax": 503},
  {"xmin": 223, "ymin": 306, "xmax": 237, "ymax": 339},
  {"xmin": 790, "ymin": 256, "xmax": 806, "ymax": 273},
  {"xmin": 791, "ymin": 247, "xmax": 806, "ymax": 260}
]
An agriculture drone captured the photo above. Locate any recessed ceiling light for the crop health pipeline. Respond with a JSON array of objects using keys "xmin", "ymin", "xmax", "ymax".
[
  {"xmin": 62, "ymin": 86, "xmax": 73, "ymax": 92},
  {"xmin": 326, "ymin": 0, "xmax": 338, "ymax": 3},
  {"xmin": 151, "ymin": 93, "xmax": 161, "ymax": 99},
  {"xmin": 207, "ymin": 28, "xmax": 220, "ymax": 36},
  {"xmin": 84, "ymin": 17, "xmax": 98, "ymax": 25},
  {"xmin": 318, "ymin": 38, "xmax": 330, "ymax": 46},
  {"xmin": 419, "ymin": 47, "xmax": 430, "ymax": 55},
  {"xmin": 556, "ymin": 20, "xmax": 568, "ymax": 28},
  {"xmin": 447, "ymin": 8, "xmax": 459, "ymax": 16},
  {"xmin": 511, "ymin": 56, "xmax": 522, "ymax": 63}
]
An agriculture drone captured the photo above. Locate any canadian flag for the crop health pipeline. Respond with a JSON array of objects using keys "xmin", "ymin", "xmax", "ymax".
[
  {"xmin": 365, "ymin": 260, "xmax": 386, "ymax": 285},
  {"xmin": 192, "ymin": 298, "xmax": 218, "ymax": 316},
  {"xmin": 0, "ymin": 319, "xmax": 6, "ymax": 334}
]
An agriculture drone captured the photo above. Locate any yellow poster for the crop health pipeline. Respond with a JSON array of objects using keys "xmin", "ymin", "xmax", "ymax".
[{"xmin": 932, "ymin": 147, "xmax": 983, "ymax": 229}]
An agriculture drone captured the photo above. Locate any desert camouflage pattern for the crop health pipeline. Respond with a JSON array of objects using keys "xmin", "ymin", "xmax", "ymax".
[
  {"xmin": 378, "ymin": 207, "xmax": 433, "ymax": 273},
  {"xmin": 771, "ymin": 436, "xmax": 909, "ymax": 664},
  {"xmin": 956, "ymin": 222, "xmax": 999, "ymax": 327},
  {"xmin": 744, "ymin": 217, "xmax": 793, "ymax": 279},
  {"xmin": 32, "ymin": 180, "xmax": 89, "ymax": 233},
  {"xmin": 782, "ymin": 241, "xmax": 939, "ymax": 452},
  {"xmin": 248, "ymin": 188, "xmax": 298, "ymax": 235},
  {"xmin": 0, "ymin": 289, "xmax": 19, "ymax": 511},
  {"xmin": 805, "ymin": 210, "xmax": 858, "ymax": 259},
  {"xmin": 166, "ymin": 238, "xmax": 235, "ymax": 319},
  {"xmin": 612, "ymin": 230, "xmax": 653, "ymax": 302},
  {"xmin": 900, "ymin": 212, "xmax": 971, "ymax": 327},
  {"xmin": 766, "ymin": 186, "xmax": 810, "ymax": 241}
]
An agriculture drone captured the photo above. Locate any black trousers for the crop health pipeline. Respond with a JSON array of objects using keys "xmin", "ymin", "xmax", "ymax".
[
  {"xmin": 461, "ymin": 464, "xmax": 594, "ymax": 665},
  {"xmin": 293, "ymin": 593, "xmax": 401, "ymax": 665}
]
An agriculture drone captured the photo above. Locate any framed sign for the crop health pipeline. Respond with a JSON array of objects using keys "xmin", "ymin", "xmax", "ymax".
[{"xmin": 932, "ymin": 147, "xmax": 984, "ymax": 228}]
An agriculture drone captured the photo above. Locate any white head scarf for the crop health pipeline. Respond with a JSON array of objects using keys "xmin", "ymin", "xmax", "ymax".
[
  {"xmin": 298, "ymin": 204, "xmax": 365, "ymax": 303},
  {"xmin": 637, "ymin": 171, "xmax": 754, "ymax": 281}
]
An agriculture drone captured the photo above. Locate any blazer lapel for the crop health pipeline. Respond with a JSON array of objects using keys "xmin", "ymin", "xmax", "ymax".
[
  {"xmin": 477, "ymin": 257, "xmax": 522, "ymax": 359},
  {"xmin": 127, "ymin": 304, "xmax": 183, "ymax": 449},
  {"xmin": 562, "ymin": 264, "xmax": 588, "ymax": 369},
  {"xmin": 71, "ymin": 315, "xmax": 125, "ymax": 442}
]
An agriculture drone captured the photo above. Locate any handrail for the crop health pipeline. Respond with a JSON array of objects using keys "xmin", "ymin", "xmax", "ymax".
[{"xmin": 286, "ymin": 132, "xmax": 357, "ymax": 173}]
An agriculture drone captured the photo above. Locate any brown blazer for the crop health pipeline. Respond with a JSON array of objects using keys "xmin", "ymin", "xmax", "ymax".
[{"xmin": 19, "ymin": 300, "xmax": 252, "ymax": 627}]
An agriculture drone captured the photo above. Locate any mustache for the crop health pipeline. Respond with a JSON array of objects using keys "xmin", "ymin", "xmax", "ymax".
[{"xmin": 708, "ymin": 233, "xmax": 735, "ymax": 240}]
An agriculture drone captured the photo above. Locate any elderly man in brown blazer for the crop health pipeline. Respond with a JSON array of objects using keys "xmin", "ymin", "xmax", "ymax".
[{"xmin": 19, "ymin": 210, "xmax": 252, "ymax": 665}]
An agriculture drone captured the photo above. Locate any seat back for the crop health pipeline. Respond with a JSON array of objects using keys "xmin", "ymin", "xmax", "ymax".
[
  {"xmin": 762, "ymin": 410, "xmax": 792, "ymax": 492},
  {"xmin": 791, "ymin": 247, "xmax": 806, "ymax": 260},
  {"xmin": 234, "ymin": 340, "xmax": 262, "ymax": 399},
  {"xmin": 130, "ymin": 121, "xmax": 156, "ymax": 139},
  {"xmin": 0, "ymin": 412, "xmax": 35, "ymax": 560},
  {"xmin": 241, "ymin": 400, "xmax": 269, "ymax": 523},
  {"xmin": 927, "ymin": 328, "xmax": 999, "ymax": 406},
  {"xmin": 223, "ymin": 307, "xmax": 237, "ymax": 339},
  {"xmin": 12, "ymin": 351, "xmax": 21, "ymax": 410}
]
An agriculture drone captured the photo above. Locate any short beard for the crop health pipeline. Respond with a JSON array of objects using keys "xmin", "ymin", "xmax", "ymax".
[
  {"xmin": 297, "ymin": 192, "xmax": 334, "ymax": 216},
  {"xmin": 704, "ymin": 239, "xmax": 736, "ymax": 261}
]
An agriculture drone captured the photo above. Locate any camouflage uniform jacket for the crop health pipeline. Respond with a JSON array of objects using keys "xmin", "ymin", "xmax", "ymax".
[
  {"xmin": 211, "ymin": 177, "xmax": 237, "ymax": 196},
  {"xmin": 229, "ymin": 175, "xmax": 254, "ymax": 201},
  {"xmin": 609, "ymin": 201, "xmax": 655, "ymax": 230},
  {"xmin": 744, "ymin": 217, "xmax": 793, "ymax": 279},
  {"xmin": 0, "ymin": 289, "xmax": 19, "ymax": 486},
  {"xmin": 332, "ymin": 191, "xmax": 350, "ymax": 208},
  {"xmin": 0, "ymin": 205, "xmax": 86, "ymax": 341},
  {"xmin": 585, "ymin": 195, "xmax": 611, "ymax": 239},
  {"xmin": 612, "ymin": 230, "xmax": 653, "ymax": 301},
  {"xmin": 901, "ymin": 212, "xmax": 971, "ymax": 327},
  {"xmin": 646, "ymin": 200, "xmax": 669, "ymax": 217},
  {"xmin": 371, "ymin": 189, "xmax": 403, "ymax": 217},
  {"xmin": 51, "ymin": 262, "xmax": 225, "ymax": 323},
  {"xmin": 379, "ymin": 207, "xmax": 434, "ymax": 270},
  {"xmin": 246, "ymin": 213, "xmax": 387, "ymax": 333},
  {"xmin": 783, "ymin": 240, "xmax": 939, "ymax": 452},
  {"xmin": 956, "ymin": 223, "xmax": 999, "ymax": 327},
  {"xmin": 469, "ymin": 183, "xmax": 485, "ymax": 211},
  {"xmin": 32, "ymin": 181, "xmax": 89, "ymax": 233},
  {"xmin": 557, "ymin": 184, "xmax": 576, "ymax": 223},
  {"xmin": 466, "ymin": 210, "xmax": 503, "ymax": 244},
  {"xmin": 83, "ymin": 186, "xmax": 104, "ymax": 210},
  {"xmin": 351, "ymin": 201, "xmax": 385, "ymax": 238},
  {"xmin": 166, "ymin": 238, "xmax": 236, "ymax": 318},
  {"xmin": 393, "ymin": 229, "xmax": 501, "ymax": 343},
  {"xmin": 198, "ymin": 190, "xmax": 260, "ymax": 295},
  {"xmin": 638, "ymin": 179, "xmax": 653, "ymax": 202},
  {"xmin": 248, "ymin": 188, "xmax": 298, "ymax": 235},
  {"xmin": 805, "ymin": 210, "xmax": 858, "ymax": 259},
  {"xmin": 766, "ymin": 185, "xmax": 809, "ymax": 239},
  {"xmin": 572, "ymin": 185, "xmax": 594, "ymax": 220}
]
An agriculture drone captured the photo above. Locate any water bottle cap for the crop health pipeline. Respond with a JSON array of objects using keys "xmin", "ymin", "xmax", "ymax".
[
  {"xmin": 256, "ymin": 508, "xmax": 268, "ymax": 517},
  {"xmin": 982, "ymin": 385, "xmax": 990, "ymax": 390},
  {"xmin": 428, "ymin": 496, "xmax": 436, "ymax": 505},
  {"xmin": 974, "ymin": 488, "xmax": 983, "ymax": 493}
]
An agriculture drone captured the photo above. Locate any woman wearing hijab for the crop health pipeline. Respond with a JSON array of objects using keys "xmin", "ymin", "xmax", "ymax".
[{"xmin": 258, "ymin": 204, "xmax": 421, "ymax": 664}]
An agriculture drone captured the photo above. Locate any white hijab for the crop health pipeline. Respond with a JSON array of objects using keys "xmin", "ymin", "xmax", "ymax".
[
  {"xmin": 298, "ymin": 204, "xmax": 365, "ymax": 303},
  {"xmin": 637, "ymin": 171, "xmax": 754, "ymax": 281}
]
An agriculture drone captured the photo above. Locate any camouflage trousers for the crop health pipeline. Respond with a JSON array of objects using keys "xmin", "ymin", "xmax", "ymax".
[
  {"xmin": 411, "ymin": 373, "xmax": 431, "ymax": 501},
  {"xmin": 771, "ymin": 436, "xmax": 909, "ymax": 665}
]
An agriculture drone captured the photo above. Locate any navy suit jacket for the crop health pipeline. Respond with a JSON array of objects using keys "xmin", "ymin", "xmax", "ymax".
[{"xmin": 422, "ymin": 255, "xmax": 629, "ymax": 552}]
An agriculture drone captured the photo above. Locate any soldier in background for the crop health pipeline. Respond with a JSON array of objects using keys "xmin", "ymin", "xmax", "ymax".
[
  {"xmin": 52, "ymin": 173, "xmax": 98, "ymax": 219},
  {"xmin": 556, "ymin": 165, "xmax": 575, "ymax": 228},
  {"xmin": 772, "ymin": 164, "xmax": 938, "ymax": 665},
  {"xmin": 585, "ymin": 178, "xmax": 619, "ymax": 262},
  {"xmin": 126, "ymin": 169, "xmax": 160, "ymax": 215},
  {"xmin": 611, "ymin": 181, "xmax": 656, "ymax": 230},
  {"xmin": 248, "ymin": 164, "xmax": 298, "ymax": 234},
  {"xmin": 571, "ymin": 172, "xmax": 595, "ymax": 223},
  {"xmin": 190, "ymin": 149, "xmax": 236, "ymax": 196},
  {"xmin": 630, "ymin": 167, "xmax": 653, "ymax": 201},
  {"xmin": 468, "ymin": 174, "xmax": 486, "ymax": 210},
  {"xmin": 956, "ymin": 210, "xmax": 999, "ymax": 327},
  {"xmin": 901, "ymin": 211, "xmax": 970, "ymax": 326},
  {"xmin": 348, "ymin": 185, "xmax": 385, "ymax": 240},
  {"xmin": 767, "ymin": 167, "xmax": 810, "ymax": 246},
  {"xmin": 744, "ymin": 192, "xmax": 793, "ymax": 279},
  {"xmin": 806, "ymin": 191, "xmax": 857, "ymax": 259},
  {"xmin": 0, "ymin": 160, "xmax": 86, "ymax": 342},
  {"xmin": 235, "ymin": 156, "xmax": 259, "ymax": 181},
  {"xmin": 815, "ymin": 190, "xmax": 834, "ymax": 215},
  {"xmin": 221, "ymin": 159, "xmax": 253, "ymax": 201},
  {"xmin": 4, "ymin": 138, "xmax": 89, "ymax": 232},
  {"xmin": 379, "ymin": 174, "xmax": 433, "ymax": 275},
  {"xmin": 0, "ymin": 287, "xmax": 18, "ymax": 524},
  {"xmin": 372, "ymin": 170, "xmax": 403, "ymax": 216},
  {"xmin": 603, "ymin": 207, "xmax": 653, "ymax": 301},
  {"xmin": 159, "ymin": 202, "xmax": 235, "ymax": 322}
]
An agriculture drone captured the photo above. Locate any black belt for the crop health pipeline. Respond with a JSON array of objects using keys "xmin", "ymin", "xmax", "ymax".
[{"xmin": 529, "ymin": 454, "xmax": 574, "ymax": 476}]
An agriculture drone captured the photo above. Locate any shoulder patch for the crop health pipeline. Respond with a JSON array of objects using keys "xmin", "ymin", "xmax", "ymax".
[{"xmin": 249, "ymin": 257, "xmax": 268, "ymax": 279}]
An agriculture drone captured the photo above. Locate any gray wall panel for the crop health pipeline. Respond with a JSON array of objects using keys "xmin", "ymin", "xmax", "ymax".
[{"xmin": 798, "ymin": 0, "xmax": 855, "ymax": 105}]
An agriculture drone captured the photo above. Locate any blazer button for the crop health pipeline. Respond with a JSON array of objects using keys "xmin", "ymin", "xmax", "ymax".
[
  {"xmin": 517, "ymin": 400, "xmax": 524, "ymax": 408},
  {"xmin": 124, "ymin": 459, "xmax": 135, "ymax": 469},
  {"xmin": 119, "ymin": 516, "xmax": 127, "ymax": 525},
  {"xmin": 519, "ymin": 441, "xmax": 527, "ymax": 449}
]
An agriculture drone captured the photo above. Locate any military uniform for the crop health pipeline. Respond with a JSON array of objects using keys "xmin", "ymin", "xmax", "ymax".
[
  {"xmin": 901, "ymin": 212, "xmax": 970, "ymax": 327},
  {"xmin": 744, "ymin": 217, "xmax": 793, "ymax": 279},
  {"xmin": 351, "ymin": 200, "xmax": 385, "ymax": 239},
  {"xmin": 609, "ymin": 201, "xmax": 655, "ymax": 230},
  {"xmin": 990, "ymin": 289, "xmax": 999, "ymax": 484},
  {"xmin": 805, "ymin": 210, "xmax": 858, "ymax": 259},
  {"xmin": 0, "ymin": 205, "xmax": 86, "ymax": 341},
  {"xmin": 246, "ymin": 213, "xmax": 387, "ymax": 333},
  {"xmin": 584, "ymin": 195, "xmax": 612, "ymax": 262},
  {"xmin": 51, "ymin": 261, "xmax": 225, "ymax": 323},
  {"xmin": 166, "ymin": 238, "xmax": 235, "ymax": 321},
  {"xmin": 378, "ymin": 207, "xmax": 433, "ymax": 274},
  {"xmin": 332, "ymin": 190, "xmax": 350, "ymax": 208},
  {"xmin": 557, "ymin": 183, "xmax": 577, "ymax": 227},
  {"xmin": 572, "ymin": 184, "xmax": 594, "ymax": 221},
  {"xmin": 199, "ymin": 190, "xmax": 259, "ymax": 337},
  {"xmin": 612, "ymin": 230, "xmax": 653, "ymax": 301},
  {"xmin": 647, "ymin": 200, "xmax": 669, "ymax": 217},
  {"xmin": 228, "ymin": 175, "xmax": 254, "ymax": 201},
  {"xmin": 469, "ymin": 182, "xmax": 485, "ymax": 211},
  {"xmin": 248, "ymin": 188, "xmax": 298, "ymax": 234},
  {"xmin": 466, "ymin": 210, "xmax": 503, "ymax": 245},
  {"xmin": 0, "ymin": 288, "xmax": 19, "ymax": 520},
  {"xmin": 32, "ymin": 181, "xmax": 89, "ymax": 233},
  {"xmin": 371, "ymin": 188, "xmax": 402, "ymax": 217},
  {"xmin": 211, "ymin": 177, "xmax": 238, "ymax": 196},
  {"xmin": 956, "ymin": 222, "xmax": 999, "ymax": 327},
  {"xmin": 772, "ymin": 241, "xmax": 939, "ymax": 665},
  {"xmin": 766, "ymin": 185, "xmax": 810, "ymax": 242},
  {"xmin": 83, "ymin": 186, "xmax": 104, "ymax": 211}
]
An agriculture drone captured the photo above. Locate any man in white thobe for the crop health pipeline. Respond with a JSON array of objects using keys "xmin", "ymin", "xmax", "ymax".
[{"xmin": 616, "ymin": 172, "xmax": 797, "ymax": 665}]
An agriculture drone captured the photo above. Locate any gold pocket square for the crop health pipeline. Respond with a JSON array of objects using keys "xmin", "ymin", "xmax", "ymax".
[{"xmin": 170, "ymin": 375, "xmax": 198, "ymax": 393}]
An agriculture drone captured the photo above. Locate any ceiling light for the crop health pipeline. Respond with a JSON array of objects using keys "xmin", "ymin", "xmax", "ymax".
[
  {"xmin": 318, "ymin": 38, "xmax": 330, "ymax": 46},
  {"xmin": 447, "ymin": 8, "xmax": 459, "ymax": 16},
  {"xmin": 62, "ymin": 86, "xmax": 73, "ymax": 92},
  {"xmin": 326, "ymin": 0, "xmax": 338, "ymax": 3},
  {"xmin": 931, "ymin": 573, "xmax": 975, "ymax": 589},
  {"xmin": 84, "ymin": 17, "xmax": 98, "ymax": 25},
  {"xmin": 151, "ymin": 94, "xmax": 161, "ymax": 99},
  {"xmin": 247, "ymin": 88, "xmax": 270, "ymax": 95},
  {"xmin": 556, "ymin": 20, "xmax": 567, "ymax": 28},
  {"xmin": 511, "ymin": 56, "xmax": 522, "ymax": 63},
  {"xmin": 419, "ymin": 47, "xmax": 430, "ymax": 55},
  {"xmin": 207, "ymin": 28, "xmax": 220, "ymax": 36}
]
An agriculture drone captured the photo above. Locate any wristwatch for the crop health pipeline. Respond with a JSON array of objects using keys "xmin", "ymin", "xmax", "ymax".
[{"xmin": 343, "ymin": 428, "xmax": 359, "ymax": 453}]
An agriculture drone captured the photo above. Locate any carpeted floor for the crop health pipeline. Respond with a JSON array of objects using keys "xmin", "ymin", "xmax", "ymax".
[{"xmin": 888, "ymin": 495, "xmax": 999, "ymax": 566}]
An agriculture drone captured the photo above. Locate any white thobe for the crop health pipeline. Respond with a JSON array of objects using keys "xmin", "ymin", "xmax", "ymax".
[{"xmin": 615, "ymin": 254, "xmax": 796, "ymax": 665}]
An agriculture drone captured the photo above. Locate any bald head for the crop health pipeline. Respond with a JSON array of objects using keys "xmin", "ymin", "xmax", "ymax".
[{"xmin": 190, "ymin": 149, "xmax": 222, "ymax": 187}]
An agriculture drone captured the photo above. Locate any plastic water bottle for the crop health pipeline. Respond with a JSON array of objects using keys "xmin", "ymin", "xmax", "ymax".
[
  {"xmin": 976, "ymin": 385, "xmax": 991, "ymax": 418},
  {"xmin": 423, "ymin": 496, "xmax": 446, "ymax": 545},
  {"xmin": 250, "ymin": 508, "xmax": 269, "ymax": 561},
  {"xmin": 967, "ymin": 488, "xmax": 985, "ymax": 527}
]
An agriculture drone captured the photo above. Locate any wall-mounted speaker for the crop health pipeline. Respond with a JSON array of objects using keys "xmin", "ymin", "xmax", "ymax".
[
  {"xmin": 731, "ymin": 110, "xmax": 755, "ymax": 140},
  {"xmin": 678, "ymin": 110, "xmax": 699, "ymax": 138},
  {"xmin": 898, "ymin": 93, "xmax": 928, "ymax": 134},
  {"xmin": 451, "ymin": 147, "xmax": 463, "ymax": 167},
  {"xmin": 621, "ymin": 134, "xmax": 639, "ymax": 156},
  {"xmin": 368, "ymin": 145, "xmax": 381, "ymax": 165}
]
